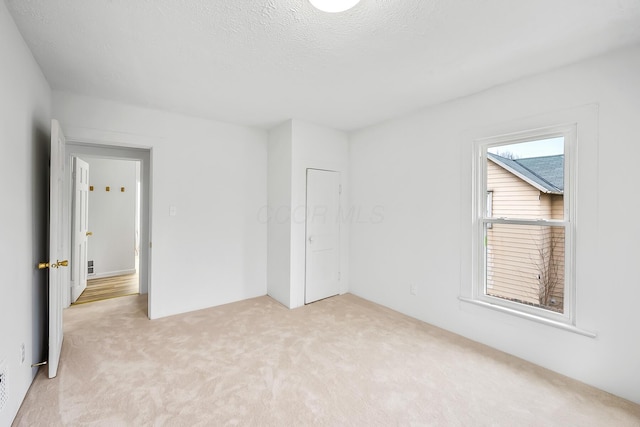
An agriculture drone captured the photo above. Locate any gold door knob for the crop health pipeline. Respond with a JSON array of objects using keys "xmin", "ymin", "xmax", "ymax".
[
  {"xmin": 38, "ymin": 260, "xmax": 69, "ymax": 269},
  {"xmin": 86, "ymin": 232, "xmax": 93, "ymax": 236}
]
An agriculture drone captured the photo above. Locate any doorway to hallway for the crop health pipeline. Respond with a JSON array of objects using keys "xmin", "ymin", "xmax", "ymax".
[
  {"xmin": 71, "ymin": 157, "xmax": 141, "ymax": 305},
  {"xmin": 65, "ymin": 141, "xmax": 151, "ymax": 316}
]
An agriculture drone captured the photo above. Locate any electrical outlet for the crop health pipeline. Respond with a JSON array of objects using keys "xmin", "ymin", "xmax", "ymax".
[
  {"xmin": 20, "ymin": 344, "xmax": 25, "ymax": 365},
  {"xmin": 410, "ymin": 284, "xmax": 417, "ymax": 295}
]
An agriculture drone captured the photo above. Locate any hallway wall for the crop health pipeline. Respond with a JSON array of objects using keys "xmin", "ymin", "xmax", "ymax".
[{"xmin": 85, "ymin": 158, "xmax": 138, "ymax": 278}]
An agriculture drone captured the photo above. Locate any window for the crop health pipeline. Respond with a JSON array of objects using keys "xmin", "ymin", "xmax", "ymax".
[{"xmin": 473, "ymin": 125, "xmax": 575, "ymax": 324}]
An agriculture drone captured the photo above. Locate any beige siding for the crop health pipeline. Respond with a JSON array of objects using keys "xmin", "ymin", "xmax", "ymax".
[
  {"xmin": 550, "ymin": 194, "xmax": 564, "ymax": 220},
  {"xmin": 540, "ymin": 193, "xmax": 552, "ymax": 220},
  {"xmin": 487, "ymin": 224, "xmax": 542, "ymax": 305},
  {"xmin": 488, "ymin": 161, "xmax": 544, "ymax": 219},
  {"xmin": 486, "ymin": 160, "xmax": 564, "ymax": 312},
  {"xmin": 548, "ymin": 225, "xmax": 565, "ymax": 307}
]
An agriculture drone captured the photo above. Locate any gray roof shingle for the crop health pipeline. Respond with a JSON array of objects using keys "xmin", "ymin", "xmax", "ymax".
[{"xmin": 488, "ymin": 153, "xmax": 564, "ymax": 194}]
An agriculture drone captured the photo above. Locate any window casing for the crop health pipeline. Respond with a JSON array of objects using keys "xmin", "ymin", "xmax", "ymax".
[{"xmin": 473, "ymin": 124, "xmax": 576, "ymax": 325}]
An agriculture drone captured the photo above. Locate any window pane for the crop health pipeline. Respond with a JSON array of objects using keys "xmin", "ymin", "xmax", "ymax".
[
  {"xmin": 487, "ymin": 137, "xmax": 564, "ymax": 220},
  {"xmin": 485, "ymin": 223, "xmax": 565, "ymax": 313}
]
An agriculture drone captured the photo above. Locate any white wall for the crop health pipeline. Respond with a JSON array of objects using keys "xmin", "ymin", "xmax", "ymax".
[
  {"xmin": 266, "ymin": 119, "xmax": 350, "ymax": 309},
  {"xmin": 85, "ymin": 158, "xmax": 137, "ymax": 278},
  {"xmin": 349, "ymin": 44, "xmax": 640, "ymax": 404},
  {"xmin": 0, "ymin": 2, "xmax": 51, "ymax": 425},
  {"xmin": 267, "ymin": 121, "xmax": 293, "ymax": 307},
  {"xmin": 290, "ymin": 120, "xmax": 349, "ymax": 308},
  {"xmin": 53, "ymin": 91, "xmax": 268, "ymax": 319}
]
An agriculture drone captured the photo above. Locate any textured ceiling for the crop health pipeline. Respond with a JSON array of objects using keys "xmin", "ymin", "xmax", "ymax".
[{"xmin": 6, "ymin": 0, "xmax": 640, "ymax": 131}]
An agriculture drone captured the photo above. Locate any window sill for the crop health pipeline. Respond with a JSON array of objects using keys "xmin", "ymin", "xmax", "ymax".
[{"xmin": 458, "ymin": 297, "xmax": 597, "ymax": 338}]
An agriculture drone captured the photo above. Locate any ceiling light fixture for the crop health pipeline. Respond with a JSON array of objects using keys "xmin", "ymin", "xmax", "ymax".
[{"xmin": 309, "ymin": 0, "xmax": 361, "ymax": 13}]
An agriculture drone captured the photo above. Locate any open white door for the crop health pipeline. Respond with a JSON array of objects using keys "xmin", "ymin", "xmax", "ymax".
[
  {"xmin": 305, "ymin": 169, "xmax": 340, "ymax": 304},
  {"xmin": 71, "ymin": 157, "xmax": 90, "ymax": 303},
  {"xmin": 39, "ymin": 119, "xmax": 68, "ymax": 378}
]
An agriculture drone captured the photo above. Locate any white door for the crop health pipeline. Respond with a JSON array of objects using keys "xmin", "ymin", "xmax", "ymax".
[
  {"xmin": 305, "ymin": 169, "xmax": 340, "ymax": 304},
  {"xmin": 71, "ymin": 157, "xmax": 90, "ymax": 303},
  {"xmin": 41, "ymin": 119, "xmax": 68, "ymax": 378}
]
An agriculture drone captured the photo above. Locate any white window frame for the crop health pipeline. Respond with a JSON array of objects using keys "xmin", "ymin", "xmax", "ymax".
[
  {"xmin": 486, "ymin": 191, "xmax": 493, "ymax": 229},
  {"xmin": 472, "ymin": 124, "xmax": 577, "ymax": 326}
]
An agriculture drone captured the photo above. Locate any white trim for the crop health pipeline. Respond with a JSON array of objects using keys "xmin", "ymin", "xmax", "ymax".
[
  {"xmin": 460, "ymin": 104, "xmax": 599, "ymax": 337},
  {"xmin": 64, "ymin": 137, "xmax": 153, "ymax": 318},
  {"xmin": 90, "ymin": 269, "xmax": 137, "ymax": 279},
  {"xmin": 473, "ymin": 123, "xmax": 577, "ymax": 325},
  {"xmin": 482, "ymin": 218, "xmax": 568, "ymax": 227},
  {"xmin": 459, "ymin": 297, "xmax": 596, "ymax": 338}
]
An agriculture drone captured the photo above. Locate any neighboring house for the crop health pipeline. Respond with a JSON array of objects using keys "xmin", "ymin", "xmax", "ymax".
[{"xmin": 486, "ymin": 153, "xmax": 565, "ymax": 311}]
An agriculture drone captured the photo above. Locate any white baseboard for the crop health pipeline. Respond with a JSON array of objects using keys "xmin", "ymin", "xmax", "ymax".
[{"xmin": 90, "ymin": 269, "xmax": 137, "ymax": 279}]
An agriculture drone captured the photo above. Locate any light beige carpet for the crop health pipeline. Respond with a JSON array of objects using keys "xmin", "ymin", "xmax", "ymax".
[{"xmin": 13, "ymin": 293, "xmax": 640, "ymax": 426}]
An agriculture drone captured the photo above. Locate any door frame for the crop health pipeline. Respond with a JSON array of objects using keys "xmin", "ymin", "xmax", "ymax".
[{"xmin": 64, "ymin": 140, "xmax": 153, "ymax": 317}]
